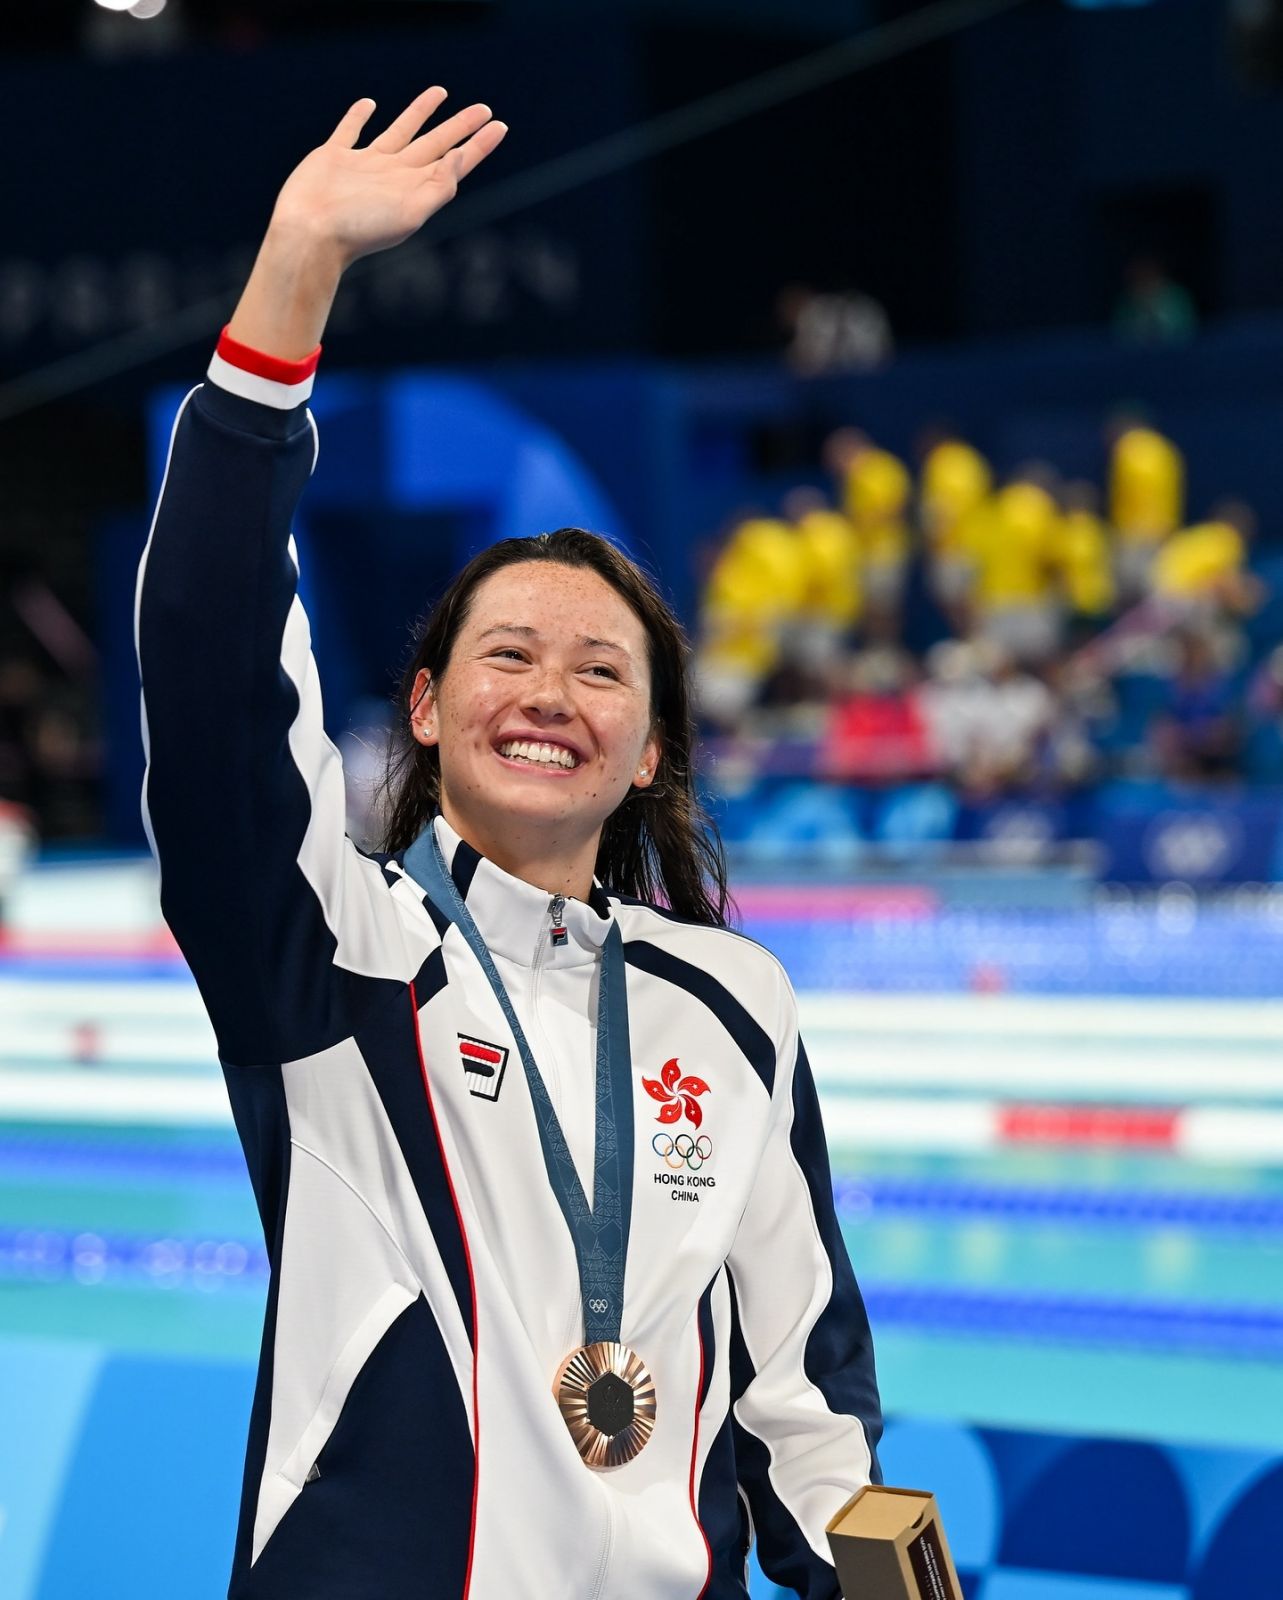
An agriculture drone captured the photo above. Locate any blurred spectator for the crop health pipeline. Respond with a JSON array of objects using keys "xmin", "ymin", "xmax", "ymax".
[
  {"xmin": 0, "ymin": 653, "xmax": 41, "ymax": 918},
  {"xmin": 695, "ymin": 511, "xmax": 808, "ymax": 729},
  {"xmin": 780, "ymin": 487, "xmax": 863, "ymax": 671},
  {"xmin": 1150, "ymin": 500, "xmax": 1263, "ymax": 624},
  {"xmin": 917, "ymin": 639, "xmax": 989, "ymax": 775},
  {"xmin": 821, "ymin": 648, "xmax": 930, "ymax": 781},
  {"xmin": 919, "ymin": 431, "xmax": 992, "ymax": 629},
  {"xmin": 1149, "ymin": 630, "xmax": 1242, "ymax": 780},
  {"xmin": 963, "ymin": 470, "xmax": 1062, "ymax": 666},
  {"xmin": 0, "ymin": 800, "xmax": 36, "ymax": 920},
  {"xmin": 962, "ymin": 645, "xmax": 1058, "ymax": 798},
  {"xmin": 825, "ymin": 428, "xmax": 912, "ymax": 643},
  {"xmin": 1112, "ymin": 256, "xmax": 1198, "ymax": 345},
  {"xmin": 777, "ymin": 283, "xmax": 894, "ymax": 375},
  {"xmin": 1108, "ymin": 416, "xmax": 1185, "ymax": 600},
  {"xmin": 918, "ymin": 640, "xmax": 1056, "ymax": 798},
  {"xmin": 1053, "ymin": 481, "xmax": 1115, "ymax": 639}
]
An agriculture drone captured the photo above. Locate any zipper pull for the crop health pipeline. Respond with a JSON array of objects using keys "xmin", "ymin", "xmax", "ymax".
[{"xmin": 549, "ymin": 893, "xmax": 568, "ymax": 948}]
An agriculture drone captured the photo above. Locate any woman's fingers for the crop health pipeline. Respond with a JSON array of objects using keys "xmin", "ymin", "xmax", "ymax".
[
  {"xmin": 404, "ymin": 102, "xmax": 495, "ymax": 166},
  {"xmin": 327, "ymin": 97, "xmax": 378, "ymax": 149},
  {"xmin": 449, "ymin": 118, "xmax": 509, "ymax": 182},
  {"xmin": 368, "ymin": 85, "xmax": 449, "ymax": 153}
]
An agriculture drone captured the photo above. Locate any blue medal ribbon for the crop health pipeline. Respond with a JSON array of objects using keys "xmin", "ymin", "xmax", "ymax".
[{"xmin": 402, "ymin": 826, "xmax": 634, "ymax": 1347}]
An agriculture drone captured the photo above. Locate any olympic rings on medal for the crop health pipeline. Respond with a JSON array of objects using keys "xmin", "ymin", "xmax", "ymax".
[{"xmin": 651, "ymin": 1132, "xmax": 713, "ymax": 1171}]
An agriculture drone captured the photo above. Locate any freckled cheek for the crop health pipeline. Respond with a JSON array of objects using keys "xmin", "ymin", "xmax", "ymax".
[
  {"xmin": 599, "ymin": 712, "xmax": 648, "ymax": 780},
  {"xmin": 440, "ymin": 676, "xmax": 508, "ymax": 750}
]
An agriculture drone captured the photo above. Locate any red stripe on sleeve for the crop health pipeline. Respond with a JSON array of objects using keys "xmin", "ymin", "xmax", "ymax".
[{"xmin": 215, "ymin": 325, "xmax": 322, "ymax": 385}]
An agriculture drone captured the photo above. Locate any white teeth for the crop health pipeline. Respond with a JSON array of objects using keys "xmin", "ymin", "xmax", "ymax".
[{"xmin": 499, "ymin": 740, "xmax": 578, "ymax": 769}]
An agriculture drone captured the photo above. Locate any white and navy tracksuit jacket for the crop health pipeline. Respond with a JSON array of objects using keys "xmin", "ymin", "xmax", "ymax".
[{"xmin": 134, "ymin": 336, "xmax": 882, "ymax": 1600}]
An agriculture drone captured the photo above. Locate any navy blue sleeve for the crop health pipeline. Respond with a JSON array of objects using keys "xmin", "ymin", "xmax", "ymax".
[{"xmin": 135, "ymin": 379, "xmax": 409, "ymax": 1065}]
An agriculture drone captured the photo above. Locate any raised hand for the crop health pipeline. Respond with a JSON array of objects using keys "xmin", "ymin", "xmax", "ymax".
[
  {"xmin": 226, "ymin": 88, "xmax": 507, "ymax": 360},
  {"xmin": 272, "ymin": 88, "xmax": 508, "ymax": 270}
]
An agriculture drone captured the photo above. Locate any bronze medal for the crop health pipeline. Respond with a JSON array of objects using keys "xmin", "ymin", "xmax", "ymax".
[{"xmin": 553, "ymin": 1341, "xmax": 657, "ymax": 1469}]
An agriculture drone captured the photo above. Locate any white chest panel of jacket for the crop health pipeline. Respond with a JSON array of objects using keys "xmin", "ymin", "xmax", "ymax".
[
  {"xmin": 439, "ymin": 816, "xmax": 604, "ymax": 1209},
  {"xmin": 489, "ymin": 949, "xmax": 598, "ymax": 1205}
]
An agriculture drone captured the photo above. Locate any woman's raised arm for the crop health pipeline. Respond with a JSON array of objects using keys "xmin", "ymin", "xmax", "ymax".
[{"xmin": 135, "ymin": 92, "xmax": 505, "ymax": 1069}]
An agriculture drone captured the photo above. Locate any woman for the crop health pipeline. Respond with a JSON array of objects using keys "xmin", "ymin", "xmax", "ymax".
[{"xmin": 136, "ymin": 88, "xmax": 881, "ymax": 1600}]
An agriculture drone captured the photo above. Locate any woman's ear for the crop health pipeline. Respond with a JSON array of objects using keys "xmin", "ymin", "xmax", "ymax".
[
  {"xmin": 410, "ymin": 668, "xmax": 438, "ymax": 747},
  {"xmin": 633, "ymin": 728, "xmax": 662, "ymax": 789}
]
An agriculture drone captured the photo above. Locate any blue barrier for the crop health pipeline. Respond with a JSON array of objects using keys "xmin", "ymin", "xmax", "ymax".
[
  {"xmin": 3, "ymin": 1346, "xmax": 1277, "ymax": 1600},
  {"xmin": 713, "ymin": 779, "xmax": 1283, "ymax": 889},
  {"xmin": 742, "ymin": 904, "xmax": 1283, "ymax": 996}
]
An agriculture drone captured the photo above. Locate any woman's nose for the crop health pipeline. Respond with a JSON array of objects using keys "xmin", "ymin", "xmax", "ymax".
[{"xmin": 522, "ymin": 668, "xmax": 574, "ymax": 717}]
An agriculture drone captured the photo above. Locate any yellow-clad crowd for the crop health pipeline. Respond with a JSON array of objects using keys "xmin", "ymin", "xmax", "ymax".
[{"xmin": 697, "ymin": 420, "xmax": 1255, "ymax": 723}]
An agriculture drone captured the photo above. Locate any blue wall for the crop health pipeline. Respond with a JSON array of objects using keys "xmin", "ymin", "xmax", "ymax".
[{"xmin": 5, "ymin": 1341, "xmax": 1277, "ymax": 1600}]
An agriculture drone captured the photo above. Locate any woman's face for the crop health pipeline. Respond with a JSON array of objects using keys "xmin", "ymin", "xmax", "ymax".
[{"xmin": 410, "ymin": 561, "xmax": 661, "ymax": 854}]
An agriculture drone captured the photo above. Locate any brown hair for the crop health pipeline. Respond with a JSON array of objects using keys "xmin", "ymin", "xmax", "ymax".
[{"xmin": 375, "ymin": 528, "xmax": 732, "ymax": 928}]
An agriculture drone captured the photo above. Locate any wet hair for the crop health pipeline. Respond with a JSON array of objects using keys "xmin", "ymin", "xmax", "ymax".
[{"xmin": 374, "ymin": 527, "xmax": 731, "ymax": 928}]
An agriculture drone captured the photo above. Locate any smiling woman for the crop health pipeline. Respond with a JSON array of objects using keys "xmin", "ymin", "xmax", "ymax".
[
  {"xmin": 378, "ymin": 525, "xmax": 729, "ymax": 923},
  {"xmin": 133, "ymin": 88, "xmax": 881, "ymax": 1600}
]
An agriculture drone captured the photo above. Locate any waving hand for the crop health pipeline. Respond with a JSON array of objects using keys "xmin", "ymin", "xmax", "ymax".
[
  {"xmin": 227, "ymin": 88, "xmax": 508, "ymax": 359},
  {"xmin": 274, "ymin": 88, "xmax": 507, "ymax": 268}
]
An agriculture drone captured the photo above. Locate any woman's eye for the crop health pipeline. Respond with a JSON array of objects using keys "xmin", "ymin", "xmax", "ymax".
[
  {"xmin": 492, "ymin": 649, "xmax": 526, "ymax": 662},
  {"xmin": 587, "ymin": 665, "xmax": 619, "ymax": 680}
]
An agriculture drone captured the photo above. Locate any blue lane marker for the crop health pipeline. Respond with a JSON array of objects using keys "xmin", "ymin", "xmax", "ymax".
[
  {"xmin": 0, "ymin": 956, "xmax": 191, "ymax": 982},
  {"xmin": 4, "ymin": 1222, "xmax": 1282, "ymax": 1357},
  {"xmin": 0, "ymin": 1227, "xmax": 268, "ymax": 1288},
  {"xmin": 864, "ymin": 1283, "xmax": 1283, "ymax": 1359},
  {"xmin": 835, "ymin": 1177, "xmax": 1283, "ymax": 1233},
  {"xmin": 7, "ymin": 1133, "xmax": 1283, "ymax": 1233},
  {"xmin": 0, "ymin": 1133, "xmax": 245, "ymax": 1187}
]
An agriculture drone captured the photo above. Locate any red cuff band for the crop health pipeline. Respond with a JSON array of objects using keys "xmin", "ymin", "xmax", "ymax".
[{"xmin": 215, "ymin": 325, "xmax": 323, "ymax": 385}]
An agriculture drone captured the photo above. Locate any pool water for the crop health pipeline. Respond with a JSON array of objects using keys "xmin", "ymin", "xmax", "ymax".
[{"xmin": 3, "ymin": 945, "xmax": 1282, "ymax": 1597}]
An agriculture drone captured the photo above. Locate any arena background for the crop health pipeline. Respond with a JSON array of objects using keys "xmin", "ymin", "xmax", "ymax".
[{"xmin": 3, "ymin": 0, "xmax": 1283, "ymax": 1595}]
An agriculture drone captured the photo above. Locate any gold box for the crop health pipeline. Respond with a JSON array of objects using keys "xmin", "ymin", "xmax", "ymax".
[{"xmin": 826, "ymin": 1484, "xmax": 962, "ymax": 1600}]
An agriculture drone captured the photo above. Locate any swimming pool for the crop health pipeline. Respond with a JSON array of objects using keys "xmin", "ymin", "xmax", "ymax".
[{"xmin": 2, "ymin": 883, "xmax": 1281, "ymax": 1598}]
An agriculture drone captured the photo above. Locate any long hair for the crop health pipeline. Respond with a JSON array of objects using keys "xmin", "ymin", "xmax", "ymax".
[{"xmin": 374, "ymin": 528, "xmax": 732, "ymax": 928}]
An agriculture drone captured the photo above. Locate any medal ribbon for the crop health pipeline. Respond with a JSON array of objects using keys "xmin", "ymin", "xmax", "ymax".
[{"xmin": 402, "ymin": 826, "xmax": 634, "ymax": 1347}]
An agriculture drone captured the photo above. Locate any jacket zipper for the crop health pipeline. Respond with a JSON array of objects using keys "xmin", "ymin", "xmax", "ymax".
[{"xmin": 588, "ymin": 1492, "xmax": 616, "ymax": 1600}]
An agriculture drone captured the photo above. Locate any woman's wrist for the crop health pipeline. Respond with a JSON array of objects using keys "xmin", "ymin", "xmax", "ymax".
[{"xmin": 225, "ymin": 222, "xmax": 347, "ymax": 362}]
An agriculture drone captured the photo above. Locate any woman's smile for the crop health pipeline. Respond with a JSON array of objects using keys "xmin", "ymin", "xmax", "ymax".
[{"xmin": 494, "ymin": 736, "xmax": 584, "ymax": 774}]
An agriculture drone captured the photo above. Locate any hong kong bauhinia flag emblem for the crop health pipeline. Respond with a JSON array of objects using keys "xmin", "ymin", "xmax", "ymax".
[{"xmin": 642, "ymin": 1058, "xmax": 710, "ymax": 1128}]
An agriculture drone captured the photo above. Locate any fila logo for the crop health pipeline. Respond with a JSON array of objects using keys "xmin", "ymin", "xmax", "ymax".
[{"xmin": 459, "ymin": 1034, "xmax": 509, "ymax": 1102}]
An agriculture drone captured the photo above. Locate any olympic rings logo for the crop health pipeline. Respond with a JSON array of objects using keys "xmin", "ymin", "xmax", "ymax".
[{"xmin": 652, "ymin": 1133, "xmax": 713, "ymax": 1171}]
